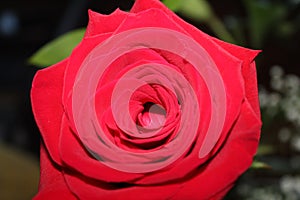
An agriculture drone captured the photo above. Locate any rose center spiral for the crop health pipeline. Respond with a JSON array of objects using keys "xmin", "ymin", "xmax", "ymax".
[{"xmin": 138, "ymin": 102, "xmax": 166, "ymax": 129}]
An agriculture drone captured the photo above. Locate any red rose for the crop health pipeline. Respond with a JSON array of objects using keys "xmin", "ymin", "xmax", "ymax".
[{"xmin": 31, "ymin": 0, "xmax": 262, "ymax": 199}]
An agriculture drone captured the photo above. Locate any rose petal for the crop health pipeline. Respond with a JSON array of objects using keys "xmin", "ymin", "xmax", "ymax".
[
  {"xmin": 97, "ymin": 49, "xmax": 170, "ymax": 87},
  {"xmin": 33, "ymin": 144, "xmax": 77, "ymax": 200},
  {"xmin": 85, "ymin": 9, "xmax": 129, "ymax": 38},
  {"xmin": 31, "ymin": 59, "xmax": 68, "ymax": 165},
  {"xmin": 211, "ymin": 37, "xmax": 261, "ymax": 117},
  {"xmin": 63, "ymin": 33, "xmax": 112, "ymax": 132},
  {"xmin": 244, "ymin": 61, "xmax": 261, "ymax": 117},
  {"xmin": 130, "ymin": 0, "xmax": 165, "ymax": 14},
  {"xmin": 173, "ymin": 100, "xmax": 261, "ymax": 199},
  {"xmin": 59, "ymin": 114, "xmax": 144, "ymax": 183},
  {"xmin": 64, "ymin": 172, "xmax": 181, "ymax": 200},
  {"xmin": 93, "ymin": 49, "xmax": 181, "ymax": 151}
]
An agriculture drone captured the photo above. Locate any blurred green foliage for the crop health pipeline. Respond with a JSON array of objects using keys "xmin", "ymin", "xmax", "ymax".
[
  {"xmin": 30, "ymin": 0, "xmax": 300, "ymax": 68},
  {"xmin": 28, "ymin": 28, "xmax": 85, "ymax": 67},
  {"xmin": 244, "ymin": 0, "xmax": 289, "ymax": 48}
]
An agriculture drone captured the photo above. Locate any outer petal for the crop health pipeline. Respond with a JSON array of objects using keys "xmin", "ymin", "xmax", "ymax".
[
  {"xmin": 174, "ymin": 100, "xmax": 262, "ymax": 199},
  {"xmin": 62, "ymin": 33, "xmax": 111, "ymax": 130},
  {"xmin": 211, "ymin": 37, "xmax": 261, "ymax": 117},
  {"xmin": 33, "ymin": 144, "xmax": 77, "ymax": 200},
  {"xmin": 64, "ymin": 172, "xmax": 181, "ymax": 200},
  {"xmin": 31, "ymin": 59, "xmax": 68, "ymax": 165},
  {"xmin": 244, "ymin": 61, "xmax": 261, "ymax": 117},
  {"xmin": 130, "ymin": 0, "xmax": 164, "ymax": 14},
  {"xmin": 84, "ymin": 9, "xmax": 129, "ymax": 38}
]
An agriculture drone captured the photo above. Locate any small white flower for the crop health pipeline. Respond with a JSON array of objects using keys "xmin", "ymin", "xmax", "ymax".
[
  {"xmin": 269, "ymin": 92, "xmax": 281, "ymax": 107},
  {"xmin": 259, "ymin": 88, "xmax": 270, "ymax": 108},
  {"xmin": 281, "ymin": 175, "xmax": 296, "ymax": 193},
  {"xmin": 291, "ymin": 135, "xmax": 300, "ymax": 151},
  {"xmin": 284, "ymin": 74, "xmax": 300, "ymax": 95},
  {"xmin": 247, "ymin": 187, "xmax": 282, "ymax": 200},
  {"xmin": 270, "ymin": 65, "xmax": 284, "ymax": 78},
  {"xmin": 271, "ymin": 77, "xmax": 284, "ymax": 91},
  {"xmin": 280, "ymin": 175, "xmax": 300, "ymax": 199}
]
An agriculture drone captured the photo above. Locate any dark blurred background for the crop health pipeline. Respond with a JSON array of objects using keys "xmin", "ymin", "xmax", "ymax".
[{"xmin": 0, "ymin": 0, "xmax": 299, "ymax": 199}]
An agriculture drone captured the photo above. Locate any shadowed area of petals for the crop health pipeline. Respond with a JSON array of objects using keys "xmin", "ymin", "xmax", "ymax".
[
  {"xmin": 33, "ymin": 144, "xmax": 77, "ymax": 200},
  {"xmin": 64, "ymin": 172, "xmax": 181, "ymax": 200},
  {"xmin": 58, "ymin": 115, "xmax": 144, "ymax": 183}
]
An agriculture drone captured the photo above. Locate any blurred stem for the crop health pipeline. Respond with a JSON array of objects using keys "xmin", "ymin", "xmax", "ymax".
[
  {"xmin": 251, "ymin": 160, "xmax": 272, "ymax": 170},
  {"xmin": 206, "ymin": 15, "xmax": 236, "ymax": 44},
  {"xmin": 256, "ymin": 144, "xmax": 277, "ymax": 156}
]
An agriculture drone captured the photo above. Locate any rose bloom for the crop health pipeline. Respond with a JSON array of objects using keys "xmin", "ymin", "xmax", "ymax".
[{"xmin": 31, "ymin": 0, "xmax": 262, "ymax": 199}]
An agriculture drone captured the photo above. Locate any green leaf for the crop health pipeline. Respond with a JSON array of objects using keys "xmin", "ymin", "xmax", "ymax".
[
  {"xmin": 177, "ymin": 0, "xmax": 213, "ymax": 22},
  {"xmin": 251, "ymin": 160, "xmax": 271, "ymax": 170},
  {"xmin": 162, "ymin": 0, "xmax": 183, "ymax": 11},
  {"xmin": 28, "ymin": 28, "xmax": 85, "ymax": 68}
]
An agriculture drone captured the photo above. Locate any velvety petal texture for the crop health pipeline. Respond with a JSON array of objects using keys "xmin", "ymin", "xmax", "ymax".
[{"xmin": 31, "ymin": 0, "xmax": 262, "ymax": 199}]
